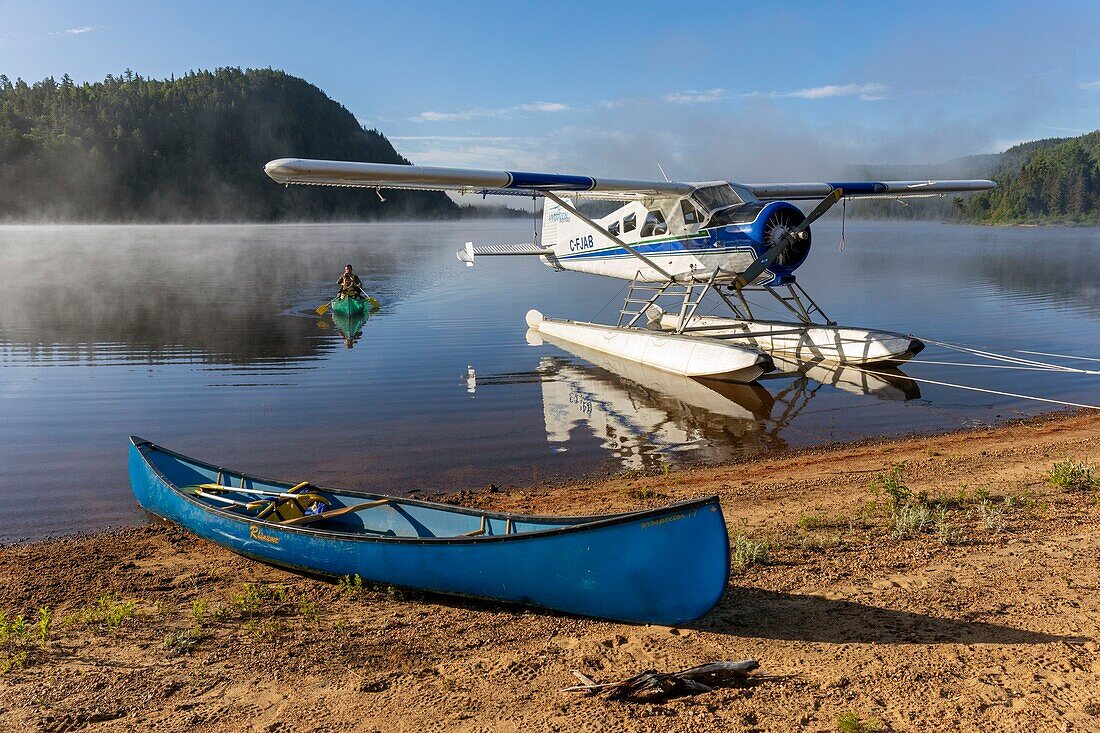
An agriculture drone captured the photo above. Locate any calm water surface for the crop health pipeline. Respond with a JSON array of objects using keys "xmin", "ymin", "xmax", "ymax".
[{"xmin": 1, "ymin": 220, "xmax": 1098, "ymax": 541}]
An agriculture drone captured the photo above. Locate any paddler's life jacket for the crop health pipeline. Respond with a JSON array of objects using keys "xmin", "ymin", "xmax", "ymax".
[{"xmin": 338, "ymin": 273, "xmax": 362, "ymax": 296}]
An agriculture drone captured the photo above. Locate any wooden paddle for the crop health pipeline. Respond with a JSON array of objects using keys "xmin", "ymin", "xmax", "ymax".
[
  {"xmin": 315, "ymin": 299, "xmax": 335, "ymax": 316},
  {"xmin": 357, "ymin": 285, "xmax": 380, "ymax": 310}
]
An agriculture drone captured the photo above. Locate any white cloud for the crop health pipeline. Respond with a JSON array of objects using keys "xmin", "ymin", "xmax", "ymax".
[
  {"xmin": 746, "ymin": 83, "xmax": 890, "ymax": 101},
  {"xmin": 50, "ymin": 25, "xmax": 102, "ymax": 36},
  {"xmin": 664, "ymin": 88, "xmax": 727, "ymax": 104},
  {"xmin": 409, "ymin": 101, "xmax": 569, "ymax": 122},
  {"xmin": 410, "ymin": 108, "xmax": 504, "ymax": 122},
  {"xmin": 1080, "ymin": 80, "xmax": 1100, "ymax": 90},
  {"xmin": 518, "ymin": 101, "xmax": 568, "ymax": 112}
]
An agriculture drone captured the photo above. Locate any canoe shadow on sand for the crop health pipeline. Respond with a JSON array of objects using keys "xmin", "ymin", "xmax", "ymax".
[
  {"xmin": 689, "ymin": 587, "xmax": 1086, "ymax": 645},
  {"xmin": 281, "ymin": 564, "xmax": 1082, "ymax": 645}
]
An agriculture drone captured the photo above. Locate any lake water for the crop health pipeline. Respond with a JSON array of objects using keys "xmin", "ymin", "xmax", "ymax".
[{"xmin": 1, "ymin": 220, "xmax": 1098, "ymax": 541}]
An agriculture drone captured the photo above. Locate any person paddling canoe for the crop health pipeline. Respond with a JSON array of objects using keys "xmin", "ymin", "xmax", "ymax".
[
  {"xmin": 337, "ymin": 264, "xmax": 363, "ymax": 299},
  {"xmin": 321, "ymin": 265, "xmax": 380, "ymax": 317}
]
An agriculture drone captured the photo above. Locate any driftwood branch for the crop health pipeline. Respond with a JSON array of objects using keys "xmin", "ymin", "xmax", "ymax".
[{"xmin": 562, "ymin": 659, "xmax": 760, "ymax": 701}]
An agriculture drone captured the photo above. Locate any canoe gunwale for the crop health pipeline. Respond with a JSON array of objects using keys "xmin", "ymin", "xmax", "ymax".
[{"xmin": 130, "ymin": 436, "xmax": 721, "ymax": 546}]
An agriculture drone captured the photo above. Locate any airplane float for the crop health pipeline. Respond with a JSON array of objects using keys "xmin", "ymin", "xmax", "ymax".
[{"xmin": 265, "ymin": 158, "xmax": 994, "ymax": 383}]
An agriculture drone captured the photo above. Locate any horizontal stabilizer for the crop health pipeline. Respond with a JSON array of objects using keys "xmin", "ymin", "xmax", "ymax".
[
  {"xmin": 457, "ymin": 242, "xmax": 553, "ymax": 267},
  {"xmin": 471, "ymin": 243, "xmax": 551, "ymax": 256}
]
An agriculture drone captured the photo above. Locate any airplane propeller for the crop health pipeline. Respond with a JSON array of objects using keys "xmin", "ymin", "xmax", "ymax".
[{"xmin": 735, "ymin": 188, "xmax": 844, "ymax": 288}]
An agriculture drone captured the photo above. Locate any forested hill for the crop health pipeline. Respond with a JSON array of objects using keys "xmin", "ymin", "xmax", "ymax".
[
  {"xmin": 846, "ymin": 132, "xmax": 1100, "ymax": 224},
  {"xmin": 958, "ymin": 131, "xmax": 1100, "ymax": 224},
  {"xmin": 0, "ymin": 68, "xmax": 458, "ymax": 222}
]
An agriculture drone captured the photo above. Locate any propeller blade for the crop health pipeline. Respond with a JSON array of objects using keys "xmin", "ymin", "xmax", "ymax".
[
  {"xmin": 736, "ymin": 188, "xmax": 843, "ymax": 287},
  {"xmin": 792, "ymin": 187, "xmax": 844, "ymax": 233}
]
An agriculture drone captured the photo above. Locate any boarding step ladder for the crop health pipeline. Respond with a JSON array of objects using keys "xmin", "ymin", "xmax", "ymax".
[{"xmin": 617, "ymin": 271, "xmax": 720, "ymax": 332}]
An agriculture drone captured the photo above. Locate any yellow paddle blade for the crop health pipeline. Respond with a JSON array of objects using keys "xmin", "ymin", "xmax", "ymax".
[
  {"xmin": 315, "ymin": 301, "xmax": 332, "ymax": 316},
  {"xmin": 366, "ymin": 294, "xmax": 381, "ymax": 310}
]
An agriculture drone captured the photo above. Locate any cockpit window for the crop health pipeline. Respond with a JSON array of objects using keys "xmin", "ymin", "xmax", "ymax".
[
  {"xmin": 692, "ymin": 184, "xmax": 742, "ymax": 213},
  {"xmin": 640, "ymin": 210, "xmax": 667, "ymax": 238},
  {"xmin": 681, "ymin": 199, "xmax": 701, "ymax": 225}
]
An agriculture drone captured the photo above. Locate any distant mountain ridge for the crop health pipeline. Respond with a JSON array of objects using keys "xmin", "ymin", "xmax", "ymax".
[
  {"xmin": 0, "ymin": 68, "xmax": 457, "ymax": 222},
  {"xmin": 846, "ymin": 134, "xmax": 1100, "ymax": 224}
]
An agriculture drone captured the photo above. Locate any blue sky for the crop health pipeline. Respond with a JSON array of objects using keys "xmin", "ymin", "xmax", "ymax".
[{"xmin": 2, "ymin": 1, "xmax": 1099, "ymax": 180}]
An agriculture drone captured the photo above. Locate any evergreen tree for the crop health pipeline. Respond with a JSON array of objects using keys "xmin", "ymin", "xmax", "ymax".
[{"xmin": 0, "ymin": 68, "xmax": 458, "ymax": 222}]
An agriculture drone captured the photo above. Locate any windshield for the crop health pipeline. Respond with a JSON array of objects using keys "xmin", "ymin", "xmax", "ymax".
[{"xmin": 692, "ymin": 184, "xmax": 742, "ymax": 213}]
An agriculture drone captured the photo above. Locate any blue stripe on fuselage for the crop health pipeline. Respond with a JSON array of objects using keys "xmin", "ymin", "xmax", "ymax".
[{"xmin": 557, "ymin": 225, "xmax": 759, "ymax": 260}]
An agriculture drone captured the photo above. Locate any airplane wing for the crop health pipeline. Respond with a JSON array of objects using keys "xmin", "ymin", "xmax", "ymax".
[
  {"xmin": 264, "ymin": 158, "xmax": 694, "ymax": 201},
  {"xmin": 746, "ymin": 180, "xmax": 995, "ymax": 200}
]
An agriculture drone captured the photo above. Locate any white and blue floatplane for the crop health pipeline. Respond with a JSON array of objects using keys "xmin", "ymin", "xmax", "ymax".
[{"xmin": 265, "ymin": 158, "xmax": 994, "ymax": 383}]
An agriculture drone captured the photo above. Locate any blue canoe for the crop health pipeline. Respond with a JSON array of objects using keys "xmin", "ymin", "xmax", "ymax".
[{"xmin": 129, "ymin": 437, "xmax": 730, "ymax": 625}]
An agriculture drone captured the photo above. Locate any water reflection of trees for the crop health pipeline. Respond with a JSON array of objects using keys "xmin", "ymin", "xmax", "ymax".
[{"xmin": 0, "ymin": 225, "xmax": 436, "ymax": 365}]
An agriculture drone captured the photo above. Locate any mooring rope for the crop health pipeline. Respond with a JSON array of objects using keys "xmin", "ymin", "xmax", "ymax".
[
  {"xmin": 907, "ymin": 358, "xmax": 1100, "ymax": 375},
  {"xmin": 1016, "ymin": 349, "xmax": 1100, "ymax": 364},
  {"xmin": 917, "ymin": 337, "xmax": 1094, "ymax": 373},
  {"xmin": 846, "ymin": 365, "xmax": 1100, "ymax": 411}
]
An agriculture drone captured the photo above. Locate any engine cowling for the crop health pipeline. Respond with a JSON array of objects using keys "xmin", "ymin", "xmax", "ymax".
[{"xmin": 761, "ymin": 204, "xmax": 811, "ymax": 270}]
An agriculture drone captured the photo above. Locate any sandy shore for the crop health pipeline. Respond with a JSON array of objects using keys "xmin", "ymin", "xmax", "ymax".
[{"xmin": 1, "ymin": 411, "xmax": 1098, "ymax": 732}]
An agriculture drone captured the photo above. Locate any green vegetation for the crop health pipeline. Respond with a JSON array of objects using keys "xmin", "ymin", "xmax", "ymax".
[
  {"xmin": 338, "ymin": 574, "xmax": 364, "ymax": 596},
  {"xmin": 0, "ymin": 68, "xmax": 457, "ymax": 222},
  {"xmin": 1, "ymin": 608, "xmax": 53, "ymax": 673},
  {"xmin": 1049, "ymin": 460, "xmax": 1095, "ymax": 492},
  {"xmin": 960, "ymin": 132, "xmax": 1100, "ymax": 224},
  {"xmin": 732, "ymin": 535, "xmax": 770, "ymax": 572},
  {"xmin": 69, "ymin": 593, "xmax": 136, "ymax": 633},
  {"xmin": 848, "ymin": 131, "xmax": 1100, "ymax": 224},
  {"xmin": 191, "ymin": 599, "xmax": 208, "ymax": 627},
  {"xmin": 35, "ymin": 607, "xmax": 52, "ymax": 648},
  {"xmin": 836, "ymin": 711, "xmax": 884, "ymax": 733},
  {"xmin": 232, "ymin": 582, "xmax": 287, "ymax": 617},
  {"xmin": 163, "ymin": 627, "xmax": 203, "ymax": 656},
  {"xmin": 789, "ymin": 463, "xmax": 1062, "ymax": 554},
  {"xmin": 933, "ymin": 507, "xmax": 962, "ymax": 545}
]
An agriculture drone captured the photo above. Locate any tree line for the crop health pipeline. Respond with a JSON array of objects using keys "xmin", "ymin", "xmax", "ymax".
[{"xmin": 0, "ymin": 68, "xmax": 457, "ymax": 222}]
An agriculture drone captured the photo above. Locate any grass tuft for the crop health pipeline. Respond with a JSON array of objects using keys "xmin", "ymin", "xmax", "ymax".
[
  {"xmin": 163, "ymin": 628, "xmax": 203, "ymax": 656},
  {"xmin": 69, "ymin": 593, "xmax": 136, "ymax": 634},
  {"xmin": 836, "ymin": 711, "xmax": 884, "ymax": 733},
  {"xmin": 978, "ymin": 500, "xmax": 1006, "ymax": 533},
  {"xmin": 732, "ymin": 535, "xmax": 770, "ymax": 572},
  {"xmin": 933, "ymin": 507, "xmax": 963, "ymax": 545},
  {"xmin": 338, "ymin": 574, "xmax": 364, "ymax": 597},
  {"xmin": 891, "ymin": 503, "xmax": 931, "ymax": 539},
  {"xmin": 1049, "ymin": 460, "xmax": 1095, "ymax": 492}
]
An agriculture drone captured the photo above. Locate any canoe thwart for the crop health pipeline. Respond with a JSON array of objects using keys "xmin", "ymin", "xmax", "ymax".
[{"xmin": 463, "ymin": 515, "xmax": 488, "ymax": 537}]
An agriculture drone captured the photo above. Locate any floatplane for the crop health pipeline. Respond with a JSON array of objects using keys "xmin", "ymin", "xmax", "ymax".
[{"xmin": 265, "ymin": 158, "xmax": 994, "ymax": 383}]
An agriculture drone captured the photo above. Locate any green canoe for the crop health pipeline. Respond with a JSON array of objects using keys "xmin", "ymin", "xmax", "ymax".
[{"xmin": 331, "ymin": 295, "xmax": 367, "ymax": 316}]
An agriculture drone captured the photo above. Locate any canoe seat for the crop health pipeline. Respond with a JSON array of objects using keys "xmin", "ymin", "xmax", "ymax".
[{"xmin": 278, "ymin": 499, "xmax": 392, "ymax": 527}]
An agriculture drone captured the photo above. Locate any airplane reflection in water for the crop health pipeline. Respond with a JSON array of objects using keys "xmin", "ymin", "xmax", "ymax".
[{"xmin": 468, "ymin": 332, "xmax": 921, "ymax": 471}]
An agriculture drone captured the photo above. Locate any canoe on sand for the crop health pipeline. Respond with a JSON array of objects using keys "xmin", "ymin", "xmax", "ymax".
[{"xmin": 128, "ymin": 437, "xmax": 730, "ymax": 625}]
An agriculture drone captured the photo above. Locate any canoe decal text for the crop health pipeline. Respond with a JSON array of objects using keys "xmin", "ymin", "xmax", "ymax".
[
  {"xmin": 250, "ymin": 525, "xmax": 280, "ymax": 544},
  {"xmin": 641, "ymin": 508, "xmax": 697, "ymax": 529}
]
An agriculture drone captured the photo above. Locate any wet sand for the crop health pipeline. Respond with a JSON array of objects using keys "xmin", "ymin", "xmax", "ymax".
[{"xmin": 1, "ymin": 410, "xmax": 1098, "ymax": 732}]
